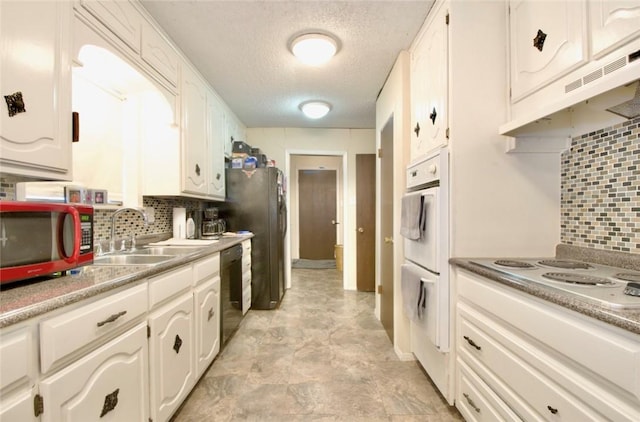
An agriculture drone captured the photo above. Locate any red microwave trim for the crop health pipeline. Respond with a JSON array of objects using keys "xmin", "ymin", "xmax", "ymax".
[{"xmin": 0, "ymin": 202, "xmax": 94, "ymax": 284}]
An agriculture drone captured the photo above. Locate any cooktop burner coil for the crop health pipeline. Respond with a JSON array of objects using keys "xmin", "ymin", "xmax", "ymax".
[
  {"xmin": 615, "ymin": 273, "xmax": 640, "ymax": 283},
  {"xmin": 542, "ymin": 272, "xmax": 615, "ymax": 286},
  {"xmin": 538, "ymin": 260, "xmax": 593, "ymax": 270},
  {"xmin": 494, "ymin": 260, "xmax": 536, "ymax": 269}
]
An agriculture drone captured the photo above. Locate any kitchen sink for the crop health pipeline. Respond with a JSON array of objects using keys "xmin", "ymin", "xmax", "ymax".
[
  {"xmin": 92, "ymin": 254, "xmax": 175, "ymax": 266},
  {"xmin": 135, "ymin": 246, "xmax": 203, "ymax": 255}
]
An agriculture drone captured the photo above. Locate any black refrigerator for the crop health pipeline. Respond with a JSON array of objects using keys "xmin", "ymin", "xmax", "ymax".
[{"xmin": 224, "ymin": 167, "xmax": 286, "ymax": 309}]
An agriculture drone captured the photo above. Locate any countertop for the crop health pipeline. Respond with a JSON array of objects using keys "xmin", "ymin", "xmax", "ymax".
[
  {"xmin": 451, "ymin": 256, "xmax": 640, "ymax": 336},
  {"xmin": 0, "ymin": 234, "xmax": 253, "ymax": 329}
]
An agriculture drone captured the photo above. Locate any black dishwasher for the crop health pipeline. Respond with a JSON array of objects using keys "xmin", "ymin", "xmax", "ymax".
[{"xmin": 220, "ymin": 244, "xmax": 243, "ymax": 347}]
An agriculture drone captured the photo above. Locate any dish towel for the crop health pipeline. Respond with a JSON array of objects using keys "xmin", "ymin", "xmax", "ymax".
[
  {"xmin": 401, "ymin": 264, "xmax": 424, "ymax": 322},
  {"xmin": 400, "ymin": 194, "xmax": 424, "ymax": 240}
]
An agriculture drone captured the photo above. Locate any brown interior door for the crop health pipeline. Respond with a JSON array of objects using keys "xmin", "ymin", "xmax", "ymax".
[
  {"xmin": 356, "ymin": 154, "xmax": 376, "ymax": 292},
  {"xmin": 298, "ymin": 169, "xmax": 337, "ymax": 259},
  {"xmin": 380, "ymin": 119, "xmax": 394, "ymax": 341}
]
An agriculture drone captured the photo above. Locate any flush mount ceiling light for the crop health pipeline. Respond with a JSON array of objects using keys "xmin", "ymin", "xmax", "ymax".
[
  {"xmin": 290, "ymin": 33, "xmax": 338, "ymax": 66},
  {"xmin": 300, "ymin": 101, "xmax": 331, "ymax": 119}
]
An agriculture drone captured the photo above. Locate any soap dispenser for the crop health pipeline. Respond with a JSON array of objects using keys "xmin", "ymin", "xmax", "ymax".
[{"xmin": 186, "ymin": 211, "xmax": 195, "ymax": 239}]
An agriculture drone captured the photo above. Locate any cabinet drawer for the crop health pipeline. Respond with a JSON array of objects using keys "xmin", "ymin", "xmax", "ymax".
[
  {"xmin": 241, "ymin": 240, "xmax": 251, "ymax": 254},
  {"xmin": 459, "ymin": 302, "xmax": 640, "ymax": 421},
  {"xmin": 40, "ymin": 323, "xmax": 148, "ymax": 422},
  {"xmin": 40, "ymin": 283, "xmax": 147, "ymax": 374},
  {"xmin": 193, "ymin": 253, "xmax": 220, "ymax": 284},
  {"xmin": 459, "ymin": 313, "xmax": 600, "ymax": 420},
  {"xmin": 242, "ymin": 269, "xmax": 251, "ymax": 290},
  {"xmin": 242, "ymin": 254, "xmax": 251, "ymax": 272},
  {"xmin": 0, "ymin": 326, "xmax": 35, "ymax": 392},
  {"xmin": 456, "ymin": 359, "xmax": 521, "ymax": 421},
  {"xmin": 149, "ymin": 264, "xmax": 193, "ymax": 308},
  {"xmin": 458, "ymin": 270, "xmax": 640, "ymax": 401}
]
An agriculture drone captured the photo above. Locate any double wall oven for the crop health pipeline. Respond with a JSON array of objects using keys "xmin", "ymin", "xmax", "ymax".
[{"xmin": 401, "ymin": 148, "xmax": 452, "ymax": 403}]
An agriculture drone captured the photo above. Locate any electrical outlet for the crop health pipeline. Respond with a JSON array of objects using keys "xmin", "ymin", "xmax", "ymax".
[{"xmin": 144, "ymin": 207, "xmax": 155, "ymax": 224}]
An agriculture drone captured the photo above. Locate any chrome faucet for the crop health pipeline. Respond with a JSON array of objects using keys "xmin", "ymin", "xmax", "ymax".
[{"xmin": 110, "ymin": 207, "xmax": 149, "ymax": 253}]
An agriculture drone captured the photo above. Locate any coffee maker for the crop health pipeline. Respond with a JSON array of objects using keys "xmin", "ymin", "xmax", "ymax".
[{"xmin": 201, "ymin": 207, "xmax": 226, "ymax": 239}]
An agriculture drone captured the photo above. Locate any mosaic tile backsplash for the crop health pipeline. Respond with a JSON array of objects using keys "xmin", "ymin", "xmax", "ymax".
[{"xmin": 561, "ymin": 116, "xmax": 640, "ymax": 254}]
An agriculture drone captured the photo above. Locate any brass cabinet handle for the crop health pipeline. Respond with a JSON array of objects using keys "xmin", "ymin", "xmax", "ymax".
[
  {"xmin": 96, "ymin": 311, "xmax": 127, "ymax": 327},
  {"xmin": 463, "ymin": 335, "xmax": 482, "ymax": 350},
  {"xmin": 358, "ymin": 227, "xmax": 364, "ymax": 233},
  {"xmin": 173, "ymin": 334, "xmax": 183, "ymax": 354},
  {"xmin": 384, "ymin": 237, "xmax": 393, "ymax": 244},
  {"xmin": 463, "ymin": 393, "xmax": 480, "ymax": 413},
  {"xmin": 100, "ymin": 388, "xmax": 120, "ymax": 417}
]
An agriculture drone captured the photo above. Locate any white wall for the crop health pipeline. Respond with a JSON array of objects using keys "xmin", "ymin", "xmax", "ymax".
[
  {"xmin": 375, "ymin": 51, "xmax": 412, "ymax": 358},
  {"xmin": 246, "ymin": 128, "xmax": 375, "ymax": 290},
  {"xmin": 289, "ymin": 155, "xmax": 344, "ymax": 260}
]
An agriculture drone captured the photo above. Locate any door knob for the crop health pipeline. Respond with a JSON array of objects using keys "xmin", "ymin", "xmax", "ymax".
[
  {"xmin": 331, "ymin": 220, "xmax": 340, "ymax": 225},
  {"xmin": 358, "ymin": 227, "xmax": 364, "ymax": 233},
  {"xmin": 384, "ymin": 237, "xmax": 394, "ymax": 244}
]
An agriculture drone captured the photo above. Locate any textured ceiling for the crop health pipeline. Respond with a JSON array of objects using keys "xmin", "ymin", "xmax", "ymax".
[{"xmin": 140, "ymin": 1, "xmax": 433, "ymax": 129}]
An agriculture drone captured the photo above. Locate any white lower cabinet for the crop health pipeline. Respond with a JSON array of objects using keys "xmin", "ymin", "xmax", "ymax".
[
  {"xmin": 0, "ymin": 249, "xmax": 227, "ymax": 422},
  {"xmin": 194, "ymin": 277, "xmax": 220, "ymax": 377},
  {"xmin": 39, "ymin": 322, "xmax": 149, "ymax": 421},
  {"xmin": 456, "ymin": 268, "xmax": 640, "ymax": 421},
  {"xmin": 148, "ymin": 292, "xmax": 195, "ymax": 422},
  {"xmin": 241, "ymin": 239, "xmax": 252, "ymax": 314},
  {"xmin": 0, "ymin": 325, "xmax": 38, "ymax": 422}
]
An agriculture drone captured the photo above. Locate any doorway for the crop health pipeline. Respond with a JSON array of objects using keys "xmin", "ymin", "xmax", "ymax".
[
  {"xmin": 380, "ymin": 118, "xmax": 394, "ymax": 341},
  {"xmin": 298, "ymin": 169, "xmax": 337, "ymax": 259},
  {"xmin": 286, "ymin": 153, "xmax": 345, "ymax": 288}
]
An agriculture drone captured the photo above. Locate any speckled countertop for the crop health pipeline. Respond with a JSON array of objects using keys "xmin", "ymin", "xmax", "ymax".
[
  {"xmin": 451, "ymin": 245, "xmax": 640, "ymax": 336},
  {"xmin": 0, "ymin": 234, "xmax": 253, "ymax": 329}
]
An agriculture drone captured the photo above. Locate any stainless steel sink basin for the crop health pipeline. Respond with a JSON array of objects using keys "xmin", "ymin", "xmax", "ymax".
[
  {"xmin": 92, "ymin": 254, "xmax": 175, "ymax": 266},
  {"xmin": 136, "ymin": 246, "xmax": 203, "ymax": 255}
]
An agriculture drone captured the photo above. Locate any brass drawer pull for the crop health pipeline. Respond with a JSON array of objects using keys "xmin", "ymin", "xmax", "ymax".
[
  {"xmin": 463, "ymin": 335, "xmax": 481, "ymax": 350},
  {"xmin": 463, "ymin": 393, "xmax": 480, "ymax": 413},
  {"xmin": 96, "ymin": 311, "xmax": 127, "ymax": 327}
]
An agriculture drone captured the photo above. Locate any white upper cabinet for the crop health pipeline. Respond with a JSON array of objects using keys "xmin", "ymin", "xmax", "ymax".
[
  {"xmin": 590, "ymin": 0, "xmax": 640, "ymax": 58},
  {"xmin": 141, "ymin": 19, "xmax": 179, "ymax": 87},
  {"xmin": 509, "ymin": 0, "xmax": 588, "ymax": 102},
  {"xmin": 410, "ymin": 1, "xmax": 448, "ymax": 161},
  {"xmin": 79, "ymin": 0, "xmax": 142, "ymax": 54},
  {"xmin": 207, "ymin": 92, "xmax": 226, "ymax": 200},
  {"xmin": 181, "ymin": 65, "xmax": 209, "ymax": 195},
  {"xmin": 0, "ymin": 0, "xmax": 73, "ymax": 180}
]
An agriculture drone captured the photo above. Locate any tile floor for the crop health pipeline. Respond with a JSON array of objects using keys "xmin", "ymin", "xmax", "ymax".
[{"xmin": 171, "ymin": 268, "xmax": 464, "ymax": 421}]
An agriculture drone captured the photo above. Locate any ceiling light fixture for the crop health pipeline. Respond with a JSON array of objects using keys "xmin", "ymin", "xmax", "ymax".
[
  {"xmin": 290, "ymin": 33, "xmax": 338, "ymax": 66},
  {"xmin": 300, "ymin": 101, "xmax": 331, "ymax": 119}
]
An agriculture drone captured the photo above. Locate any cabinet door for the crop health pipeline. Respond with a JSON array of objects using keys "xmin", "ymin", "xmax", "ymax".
[
  {"xmin": 410, "ymin": 4, "xmax": 448, "ymax": 161},
  {"xmin": 181, "ymin": 66, "xmax": 208, "ymax": 195},
  {"xmin": 0, "ymin": 326, "xmax": 37, "ymax": 422},
  {"xmin": 590, "ymin": 0, "xmax": 640, "ymax": 58},
  {"xmin": 0, "ymin": 1, "xmax": 72, "ymax": 180},
  {"xmin": 0, "ymin": 386, "xmax": 37, "ymax": 422},
  {"xmin": 141, "ymin": 19, "xmax": 179, "ymax": 87},
  {"xmin": 149, "ymin": 292, "xmax": 195, "ymax": 422},
  {"xmin": 207, "ymin": 91, "xmax": 226, "ymax": 199},
  {"xmin": 509, "ymin": 0, "xmax": 588, "ymax": 101},
  {"xmin": 194, "ymin": 276, "xmax": 220, "ymax": 377},
  {"xmin": 79, "ymin": 0, "xmax": 141, "ymax": 53},
  {"xmin": 39, "ymin": 323, "xmax": 149, "ymax": 422}
]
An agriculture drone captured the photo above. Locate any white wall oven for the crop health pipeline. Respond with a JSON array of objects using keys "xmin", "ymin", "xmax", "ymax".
[{"xmin": 400, "ymin": 148, "xmax": 452, "ymax": 404}]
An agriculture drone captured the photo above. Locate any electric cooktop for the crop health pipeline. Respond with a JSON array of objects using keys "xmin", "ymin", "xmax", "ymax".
[{"xmin": 470, "ymin": 259, "xmax": 640, "ymax": 310}]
